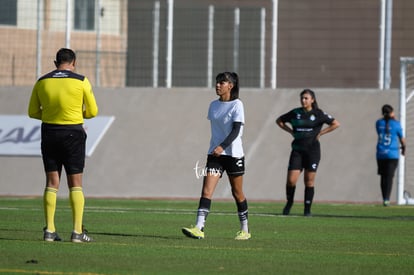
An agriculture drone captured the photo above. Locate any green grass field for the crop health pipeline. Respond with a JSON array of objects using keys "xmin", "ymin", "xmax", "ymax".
[{"xmin": 1, "ymin": 197, "xmax": 414, "ymax": 275}]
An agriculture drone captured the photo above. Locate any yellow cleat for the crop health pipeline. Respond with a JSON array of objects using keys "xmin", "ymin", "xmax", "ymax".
[
  {"xmin": 235, "ymin": 230, "xmax": 251, "ymax": 240},
  {"xmin": 182, "ymin": 226, "xmax": 204, "ymax": 239}
]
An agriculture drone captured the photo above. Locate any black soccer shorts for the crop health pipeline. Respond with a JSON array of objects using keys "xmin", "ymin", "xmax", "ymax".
[
  {"xmin": 41, "ymin": 123, "xmax": 87, "ymax": 175},
  {"xmin": 205, "ymin": 154, "xmax": 245, "ymax": 177},
  {"xmin": 288, "ymin": 148, "xmax": 321, "ymax": 172}
]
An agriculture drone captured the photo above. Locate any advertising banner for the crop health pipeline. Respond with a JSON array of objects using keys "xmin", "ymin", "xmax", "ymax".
[{"xmin": 0, "ymin": 115, "xmax": 115, "ymax": 157}]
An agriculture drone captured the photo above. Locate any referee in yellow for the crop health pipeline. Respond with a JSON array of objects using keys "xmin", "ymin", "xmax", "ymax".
[{"xmin": 28, "ymin": 48, "xmax": 98, "ymax": 243}]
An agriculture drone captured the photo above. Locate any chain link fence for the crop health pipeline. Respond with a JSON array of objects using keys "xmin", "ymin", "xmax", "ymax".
[{"xmin": 0, "ymin": 0, "xmax": 414, "ymax": 88}]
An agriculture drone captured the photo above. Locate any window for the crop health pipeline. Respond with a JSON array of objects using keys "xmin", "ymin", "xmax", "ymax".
[
  {"xmin": 0, "ymin": 0, "xmax": 17, "ymax": 26},
  {"xmin": 74, "ymin": 0, "xmax": 95, "ymax": 30}
]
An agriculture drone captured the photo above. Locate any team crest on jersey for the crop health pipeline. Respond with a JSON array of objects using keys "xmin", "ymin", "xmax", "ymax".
[
  {"xmin": 296, "ymin": 114, "xmax": 301, "ymax": 119},
  {"xmin": 310, "ymin": 114, "xmax": 316, "ymax": 121}
]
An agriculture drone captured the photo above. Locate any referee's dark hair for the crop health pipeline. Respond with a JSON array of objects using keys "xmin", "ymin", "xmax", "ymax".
[
  {"xmin": 54, "ymin": 48, "xmax": 76, "ymax": 67},
  {"xmin": 301, "ymin": 89, "xmax": 319, "ymax": 110}
]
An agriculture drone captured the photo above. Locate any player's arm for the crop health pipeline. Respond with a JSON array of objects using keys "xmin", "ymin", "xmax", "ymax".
[
  {"xmin": 212, "ymin": 122, "xmax": 242, "ymax": 156},
  {"xmin": 28, "ymin": 87, "xmax": 42, "ymax": 120},
  {"xmin": 82, "ymin": 78, "xmax": 98, "ymax": 119},
  {"xmin": 276, "ymin": 117, "xmax": 293, "ymax": 136},
  {"xmin": 400, "ymin": 137, "xmax": 406, "ymax": 156},
  {"xmin": 318, "ymin": 119, "xmax": 340, "ymax": 138},
  {"xmin": 399, "ymin": 123, "xmax": 406, "ymax": 156}
]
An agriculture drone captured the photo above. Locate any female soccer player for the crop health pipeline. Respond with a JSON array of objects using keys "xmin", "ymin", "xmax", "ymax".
[
  {"xmin": 182, "ymin": 72, "xmax": 250, "ymax": 240},
  {"xmin": 276, "ymin": 89, "xmax": 340, "ymax": 216},
  {"xmin": 376, "ymin": 104, "xmax": 405, "ymax": 206}
]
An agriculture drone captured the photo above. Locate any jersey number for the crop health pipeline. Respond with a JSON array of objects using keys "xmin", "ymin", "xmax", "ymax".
[{"xmin": 379, "ymin": 133, "xmax": 391, "ymax": 146}]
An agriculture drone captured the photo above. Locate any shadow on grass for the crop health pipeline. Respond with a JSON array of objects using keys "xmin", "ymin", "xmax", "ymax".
[
  {"xmin": 90, "ymin": 231, "xmax": 182, "ymax": 240},
  {"xmin": 0, "ymin": 227, "xmax": 183, "ymax": 241}
]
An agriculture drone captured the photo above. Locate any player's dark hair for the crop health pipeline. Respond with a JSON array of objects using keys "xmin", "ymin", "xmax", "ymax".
[
  {"xmin": 300, "ymin": 89, "xmax": 319, "ymax": 110},
  {"xmin": 382, "ymin": 104, "xmax": 393, "ymax": 134},
  {"xmin": 216, "ymin": 72, "xmax": 239, "ymax": 100},
  {"xmin": 54, "ymin": 48, "xmax": 76, "ymax": 67}
]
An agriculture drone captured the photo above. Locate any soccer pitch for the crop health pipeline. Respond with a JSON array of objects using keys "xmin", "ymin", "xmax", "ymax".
[{"xmin": 1, "ymin": 198, "xmax": 414, "ymax": 274}]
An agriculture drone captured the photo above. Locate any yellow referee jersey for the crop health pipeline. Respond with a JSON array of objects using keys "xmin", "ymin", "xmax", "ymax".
[{"xmin": 28, "ymin": 70, "xmax": 98, "ymax": 125}]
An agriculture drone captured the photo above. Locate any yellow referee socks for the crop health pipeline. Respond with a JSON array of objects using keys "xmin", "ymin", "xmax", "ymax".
[
  {"xmin": 69, "ymin": 187, "xmax": 85, "ymax": 234},
  {"xmin": 43, "ymin": 187, "xmax": 58, "ymax": 232}
]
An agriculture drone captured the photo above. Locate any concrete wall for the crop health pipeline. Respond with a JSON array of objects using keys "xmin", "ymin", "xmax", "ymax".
[{"xmin": 0, "ymin": 87, "xmax": 399, "ymax": 203}]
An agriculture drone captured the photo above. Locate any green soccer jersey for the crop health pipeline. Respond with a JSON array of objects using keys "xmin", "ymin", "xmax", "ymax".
[{"xmin": 278, "ymin": 107, "xmax": 335, "ymax": 151}]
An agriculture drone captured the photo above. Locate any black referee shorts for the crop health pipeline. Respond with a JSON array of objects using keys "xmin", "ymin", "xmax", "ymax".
[{"xmin": 41, "ymin": 123, "xmax": 87, "ymax": 175}]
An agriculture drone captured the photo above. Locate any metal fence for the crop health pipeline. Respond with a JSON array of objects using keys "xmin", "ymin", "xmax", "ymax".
[
  {"xmin": 126, "ymin": 1, "xmax": 272, "ymax": 88},
  {"xmin": 0, "ymin": 0, "xmax": 413, "ymax": 88}
]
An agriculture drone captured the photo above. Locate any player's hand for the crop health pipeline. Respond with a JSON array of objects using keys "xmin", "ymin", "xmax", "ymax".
[{"xmin": 212, "ymin": 146, "xmax": 223, "ymax": 157}]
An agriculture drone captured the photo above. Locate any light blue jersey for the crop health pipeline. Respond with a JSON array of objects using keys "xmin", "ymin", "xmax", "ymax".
[{"xmin": 376, "ymin": 118, "xmax": 404, "ymax": 159}]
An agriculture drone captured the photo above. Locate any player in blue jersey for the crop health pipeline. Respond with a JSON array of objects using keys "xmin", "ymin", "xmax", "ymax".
[
  {"xmin": 376, "ymin": 104, "xmax": 405, "ymax": 206},
  {"xmin": 182, "ymin": 72, "xmax": 250, "ymax": 240},
  {"xmin": 276, "ymin": 89, "xmax": 340, "ymax": 216}
]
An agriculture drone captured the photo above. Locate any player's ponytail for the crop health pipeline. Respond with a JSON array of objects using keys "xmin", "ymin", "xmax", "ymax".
[
  {"xmin": 382, "ymin": 104, "xmax": 393, "ymax": 134},
  {"xmin": 228, "ymin": 72, "xmax": 239, "ymax": 100}
]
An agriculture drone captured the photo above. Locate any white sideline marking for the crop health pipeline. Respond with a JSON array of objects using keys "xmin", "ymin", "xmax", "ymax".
[{"xmin": 0, "ymin": 206, "xmax": 279, "ymax": 217}]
